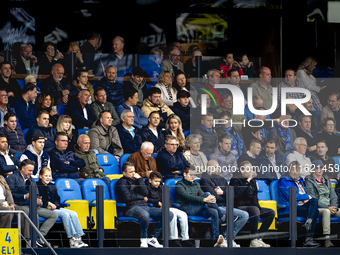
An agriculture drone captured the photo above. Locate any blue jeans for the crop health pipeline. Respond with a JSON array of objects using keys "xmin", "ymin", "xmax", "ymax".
[
  {"xmin": 101, "ymin": 177, "xmax": 111, "ymax": 187},
  {"xmin": 182, "ymin": 192, "xmax": 224, "ymax": 242},
  {"xmin": 55, "ymin": 208, "xmax": 85, "ymax": 238},
  {"xmin": 126, "ymin": 206, "xmax": 174, "ymax": 239},
  {"xmin": 297, "ymin": 198, "xmax": 319, "ymax": 237},
  {"xmin": 219, "ymin": 207, "xmax": 249, "ymax": 237}
]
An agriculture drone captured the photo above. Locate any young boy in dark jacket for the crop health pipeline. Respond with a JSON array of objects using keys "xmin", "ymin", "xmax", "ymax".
[
  {"xmin": 145, "ymin": 171, "xmax": 193, "ymax": 247},
  {"xmin": 172, "ymin": 90, "xmax": 191, "ymax": 131}
]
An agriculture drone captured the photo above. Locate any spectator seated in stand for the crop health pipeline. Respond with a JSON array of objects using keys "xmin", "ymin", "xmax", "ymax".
[
  {"xmin": 238, "ymin": 53, "xmax": 255, "ymax": 78},
  {"xmin": 154, "ymin": 71, "xmax": 177, "ymax": 107},
  {"xmin": 123, "ymin": 66, "xmax": 148, "ymax": 108},
  {"xmin": 319, "ymin": 117, "xmax": 340, "ymax": 157},
  {"xmin": 20, "ymin": 132, "xmax": 50, "ymax": 179},
  {"xmin": 26, "ymin": 110, "xmax": 56, "ymax": 152},
  {"xmin": 116, "ymin": 161, "xmax": 172, "ymax": 248},
  {"xmin": 219, "ymin": 53, "xmax": 244, "ymax": 78},
  {"xmin": 96, "ymin": 65, "xmax": 124, "ymax": 107},
  {"xmin": 35, "ymin": 93, "xmax": 59, "ymax": 128},
  {"xmin": 37, "ymin": 42, "xmax": 64, "ymax": 75},
  {"xmin": 49, "ymin": 132, "xmax": 86, "ymax": 183},
  {"xmin": 40, "ymin": 63, "xmax": 78, "ymax": 106},
  {"xmin": 161, "ymin": 46, "xmax": 185, "ymax": 76},
  {"xmin": 184, "ymin": 48, "xmax": 211, "ymax": 78},
  {"xmin": 11, "ymin": 82, "xmax": 37, "ymax": 130},
  {"xmin": 61, "ymin": 42, "xmax": 87, "ymax": 78},
  {"xmin": 65, "ymin": 89, "xmax": 95, "ymax": 130},
  {"xmin": 156, "ymin": 135, "xmax": 189, "ymax": 180},
  {"xmin": 91, "ymin": 87, "xmax": 120, "ymax": 127},
  {"xmin": 56, "ymin": 115, "xmax": 78, "ymax": 152},
  {"xmin": 0, "ymin": 112, "xmax": 26, "ymax": 154},
  {"xmin": 162, "ymin": 114, "xmax": 186, "ymax": 153},
  {"xmin": 71, "ymin": 70, "xmax": 95, "ymax": 104},
  {"xmin": 15, "ymin": 43, "xmax": 38, "ymax": 75},
  {"xmin": 116, "ymin": 110, "xmax": 143, "ymax": 154},
  {"xmin": 141, "ymin": 111, "xmax": 164, "ymax": 154},
  {"xmin": 126, "ymin": 141, "xmax": 157, "ymax": 179},
  {"xmin": 0, "ymin": 134, "xmax": 20, "ymax": 177},
  {"xmin": 88, "ymin": 110, "xmax": 123, "ymax": 162},
  {"xmin": 0, "ymin": 61, "xmax": 22, "ymax": 103},
  {"xmin": 294, "ymin": 115, "xmax": 319, "ymax": 157},
  {"xmin": 237, "ymin": 139, "xmax": 261, "ymax": 170},
  {"xmin": 321, "ymin": 92, "xmax": 340, "ymax": 131},
  {"xmin": 171, "ymin": 90, "xmax": 190, "ymax": 131},
  {"xmin": 74, "ymin": 134, "xmax": 111, "ymax": 187},
  {"xmin": 0, "ymin": 88, "xmax": 18, "ymax": 129},
  {"xmin": 37, "ymin": 167, "xmax": 88, "ymax": 248},
  {"xmin": 116, "ymin": 89, "xmax": 148, "ymax": 129}
]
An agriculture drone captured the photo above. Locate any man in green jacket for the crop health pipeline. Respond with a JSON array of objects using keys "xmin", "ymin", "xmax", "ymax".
[
  {"xmin": 175, "ymin": 165, "xmax": 228, "ymax": 247},
  {"xmin": 91, "ymin": 87, "xmax": 120, "ymax": 126},
  {"xmin": 74, "ymin": 134, "xmax": 110, "ymax": 187}
]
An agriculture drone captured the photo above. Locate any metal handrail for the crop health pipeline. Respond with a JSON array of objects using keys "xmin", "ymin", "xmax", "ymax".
[{"xmin": 0, "ymin": 210, "xmax": 57, "ymax": 255}]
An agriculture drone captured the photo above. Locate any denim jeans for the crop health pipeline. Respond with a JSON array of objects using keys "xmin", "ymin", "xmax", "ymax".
[
  {"xmin": 297, "ymin": 198, "xmax": 319, "ymax": 237},
  {"xmin": 237, "ymin": 206, "xmax": 275, "ymax": 236},
  {"xmin": 182, "ymin": 192, "xmax": 224, "ymax": 242},
  {"xmin": 169, "ymin": 208, "xmax": 189, "ymax": 240},
  {"xmin": 100, "ymin": 177, "xmax": 111, "ymax": 187},
  {"xmin": 219, "ymin": 207, "xmax": 249, "ymax": 237},
  {"xmin": 126, "ymin": 206, "xmax": 174, "ymax": 239},
  {"xmin": 55, "ymin": 208, "xmax": 85, "ymax": 238}
]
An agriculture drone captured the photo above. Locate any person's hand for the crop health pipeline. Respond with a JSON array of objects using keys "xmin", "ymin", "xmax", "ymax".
[
  {"xmin": 215, "ymin": 187, "xmax": 223, "ymax": 195},
  {"xmin": 99, "ymin": 169, "xmax": 104, "ymax": 173},
  {"xmin": 320, "ymin": 86, "xmax": 326, "ymax": 90},
  {"xmin": 134, "ymin": 173, "xmax": 141, "ymax": 179},
  {"xmin": 50, "ymin": 203, "xmax": 57, "ymax": 210},
  {"xmin": 308, "ymin": 145, "xmax": 317, "ymax": 152},
  {"xmin": 62, "ymin": 89, "xmax": 70, "ymax": 96},
  {"xmin": 115, "ymin": 156, "xmax": 120, "ymax": 163},
  {"xmin": 8, "ymin": 92, "xmax": 14, "ymax": 97},
  {"xmin": 144, "ymin": 197, "xmax": 148, "ymax": 202},
  {"xmin": 232, "ymin": 61, "xmax": 241, "ymax": 68},
  {"xmin": 76, "ymin": 51, "xmax": 83, "ymax": 63},
  {"xmin": 338, "ymin": 148, "xmax": 340, "ymax": 155},
  {"xmin": 50, "ymin": 108, "xmax": 58, "ymax": 116},
  {"xmin": 9, "ymin": 204, "xmax": 15, "ymax": 211},
  {"xmin": 171, "ymin": 170, "xmax": 180, "ymax": 174},
  {"xmin": 62, "ymin": 95, "xmax": 68, "ymax": 104},
  {"xmin": 29, "ymin": 55, "xmax": 38, "ymax": 63},
  {"xmin": 205, "ymin": 195, "xmax": 216, "ymax": 204},
  {"xmin": 158, "ymin": 201, "xmax": 162, "ymax": 208},
  {"xmin": 88, "ymin": 70, "xmax": 93, "ymax": 75},
  {"xmin": 37, "ymin": 197, "xmax": 42, "ymax": 206},
  {"xmin": 24, "ymin": 193, "xmax": 29, "ymax": 200},
  {"xmin": 55, "ymin": 52, "xmax": 64, "ymax": 60},
  {"xmin": 247, "ymin": 177, "xmax": 253, "ymax": 183},
  {"xmin": 251, "ymin": 130, "xmax": 262, "ymax": 142},
  {"xmin": 5, "ymin": 171, "xmax": 13, "ymax": 176},
  {"xmin": 248, "ymin": 62, "xmax": 253, "ymax": 68}
]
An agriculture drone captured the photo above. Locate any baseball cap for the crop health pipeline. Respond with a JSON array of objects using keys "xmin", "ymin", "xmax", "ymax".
[
  {"xmin": 32, "ymin": 132, "xmax": 46, "ymax": 142},
  {"xmin": 311, "ymin": 159, "xmax": 325, "ymax": 169}
]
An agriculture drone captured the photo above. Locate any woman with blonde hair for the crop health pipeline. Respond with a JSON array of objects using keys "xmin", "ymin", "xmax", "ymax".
[
  {"xmin": 297, "ymin": 56, "xmax": 325, "ymax": 94},
  {"xmin": 183, "ymin": 134, "xmax": 208, "ymax": 176},
  {"xmin": 162, "ymin": 114, "xmax": 185, "ymax": 152},
  {"xmin": 155, "ymin": 71, "xmax": 177, "ymax": 107},
  {"xmin": 56, "ymin": 115, "xmax": 78, "ymax": 151}
]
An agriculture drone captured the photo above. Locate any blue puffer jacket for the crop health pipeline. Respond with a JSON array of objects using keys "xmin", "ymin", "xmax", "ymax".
[
  {"xmin": 278, "ymin": 175, "xmax": 310, "ymax": 215},
  {"xmin": 26, "ymin": 123, "xmax": 56, "ymax": 152},
  {"xmin": 11, "ymin": 96, "xmax": 37, "ymax": 130},
  {"xmin": 116, "ymin": 123, "xmax": 143, "ymax": 154},
  {"xmin": 97, "ymin": 77, "xmax": 124, "ymax": 107},
  {"xmin": 48, "ymin": 147, "xmax": 86, "ymax": 180}
]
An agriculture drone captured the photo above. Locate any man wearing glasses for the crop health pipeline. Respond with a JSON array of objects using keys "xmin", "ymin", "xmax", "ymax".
[
  {"xmin": 161, "ymin": 46, "xmax": 185, "ymax": 76},
  {"xmin": 321, "ymin": 92, "xmax": 340, "ymax": 131},
  {"xmin": 285, "ymin": 137, "xmax": 312, "ymax": 179},
  {"xmin": 0, "ymin": 89, "xmax": 18, "ymax": 128},
  {"xmin": 156, "ymin": 135, "xmax": 189, "ymax": 181}
]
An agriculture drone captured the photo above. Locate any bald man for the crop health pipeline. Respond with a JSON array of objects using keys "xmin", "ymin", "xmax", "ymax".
[
  {"xmin": 40, "ymin": 63, "xmax": 78, "ymax": 105},
  {"xmin": 249, "ymin": 66, "xmax": 273, "ymax": 109}
]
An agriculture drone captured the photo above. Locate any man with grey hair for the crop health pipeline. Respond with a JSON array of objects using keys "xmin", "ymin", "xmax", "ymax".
[
  {"xmin": 127, "ymin": 141, "xmax": 157, "ymax": 178},
  {"xmin": 65, "ymin": 89, "xmax": 95, "ymax": 129},
  {"xmin": 116, "ymin": 109, "xmax": 143, "ymax": 153},
  {"xmin": 96, "ymin": 65, "xmax": 124, "ymax": 107},
  {"xmin": 15, "ymin": 43, "xmax": 38, "ymax": 74},
  {"xmin": 161, "ymin": 46, "xmax": 185, "ymax": 76},
  {"xmin": 88, "ymin": 110, "xmax": 123, "ymax": 161},
  {"xmin": 285, "ymin": 137, "xmax": 312, "ymax": 179},
  {"xmin": 74, "ymin": 134, "xmax": 111, "ymax": 186}
]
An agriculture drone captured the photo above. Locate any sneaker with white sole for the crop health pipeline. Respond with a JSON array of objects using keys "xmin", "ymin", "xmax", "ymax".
[
  {"xmin": 213, "ymin": 235, "xmax": 225, "ymax": 247},
  {"xmin": 70, "ymin": 238, "xmax": 83, "ymax": 248},
  {"xmin": 250, "ymin": 239, "xmax": 263, "ymax": 247},
  {"xmin": 257, "ymin": 238, "xmax": 270, "ymax": 247},
  {"xmin": 147, "ymin": 237, "xmax": 163, "ymax": 248},
  {"xmin": 233, "ymin": 240, "xmax": 241, "ymax": 248},
  {"xmin": 76, "ymin": 237, "xmax": 88, "ymax": 247},
  {"xmin": 220, "ymin": 239, "xmax": 228, "ymax": 248},
  {"xmin": 140, "ymin": 238, "xmax": 148, "ymax": 248}
]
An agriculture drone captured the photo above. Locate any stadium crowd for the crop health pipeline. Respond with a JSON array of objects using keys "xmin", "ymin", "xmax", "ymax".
[{"xmin": 1, "ymin": 31, "xmax": 340, "ymax": 249}]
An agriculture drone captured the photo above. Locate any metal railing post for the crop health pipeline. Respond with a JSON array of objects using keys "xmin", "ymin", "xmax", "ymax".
[
  {"xmin": 162, "ymin": 185, "xmax": 170, "ymax": 247},
  {"xmin": 227, "ymin": 185, "xmax": 234, "ymax": 247},
  {"xmin": 96, "ymin": 185, "xmax": 104, "ymax": 247},
  {"xmin": 289, "ymin": 186, "xmax": 297, "ymax": 248},
  {"xmin": 29, "ymin": 185, "xmax": 37, "ymax": 248}
]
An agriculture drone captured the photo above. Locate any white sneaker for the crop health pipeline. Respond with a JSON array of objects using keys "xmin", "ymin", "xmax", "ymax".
[
  {"xmin": 147, "ymin": 237, "xmax": 163, "ymax": 248},
  {"xmin": 233, "ymin": 240, "xmax": 241, "ymax": 248},
  {"xmin": 70, "ymin": 238, "xmax": 83, "ymax": 248},
  {"xmin": 220, "ymin": 239, "xmax": 228, "ymax": 248},
  {"xmin": 76, "ymin": 237, "xmax": 88, "ymax": 247},
  {"xmin": 140, "ymin": 238, "xmax": 148, "ymax": 248},
  {"xmin": 213, "ymin": 235, "xmax": 225, "ymax": 247},
  {"xmin": 249, "ymin": 239, "xmax": 263, "ymax": 247},
  {"xmin": 257, "ymin": 238, "xmax": 270, "ymax": 247}
]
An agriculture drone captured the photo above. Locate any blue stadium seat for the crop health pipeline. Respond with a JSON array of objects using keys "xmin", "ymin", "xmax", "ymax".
[
  {"xmin": 22, "ymin": 128, "xmax": 29, "ymax": 144},
  {"xmin": 55, "ymin": 178, "xmax": 90, "ymax": 229},
  {"xmin": 151, "ymin": 154, "xmax": 157, "ymax": 160},
  {"xmin": 57, "ymin": 105, "xmax": 66, "ymax": 116},
  {"xmin": 119, "ymin": 153, "xmax": 131, "ymax": 172},
  {"xmin": 78, "ymin": 128, "xmax": 90, "ymax": 135},
  {"xmin": 257, "ymin": 180, "xmax": 271, "ymax": 200},
  {"xmin": 183, "ymin": 130, "xmax": 190, "ymax": 137},
  {"xmin": 312, "ymin": 110, "xmax": 321, "ymax": 119},
  {"xmin": 97, "ymin": 153, "xmax": 120, "ymax": 174}
]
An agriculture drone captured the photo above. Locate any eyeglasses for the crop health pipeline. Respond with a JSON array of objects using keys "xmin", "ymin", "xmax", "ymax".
[
  {"xmin": 171, "ymin": 54, "xmax": 181, "ymax": 58},
  {"xmin": 297, "ymin": 144, "xmax": 307, "ymax": 148},
  {"xmin": 126, "ymin": 116, "xmax": 135, "ymax": 119},
  {"xmin": 1, "ymin": 95, "xmax": 8, "ymax": 98},
  {"xmin": 167, "ymin": 143, "xmax": 179, "ymax": 147},
  {"xmin": 326, "ymin": 124, "xmax": 335, "ymax": 127}
]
